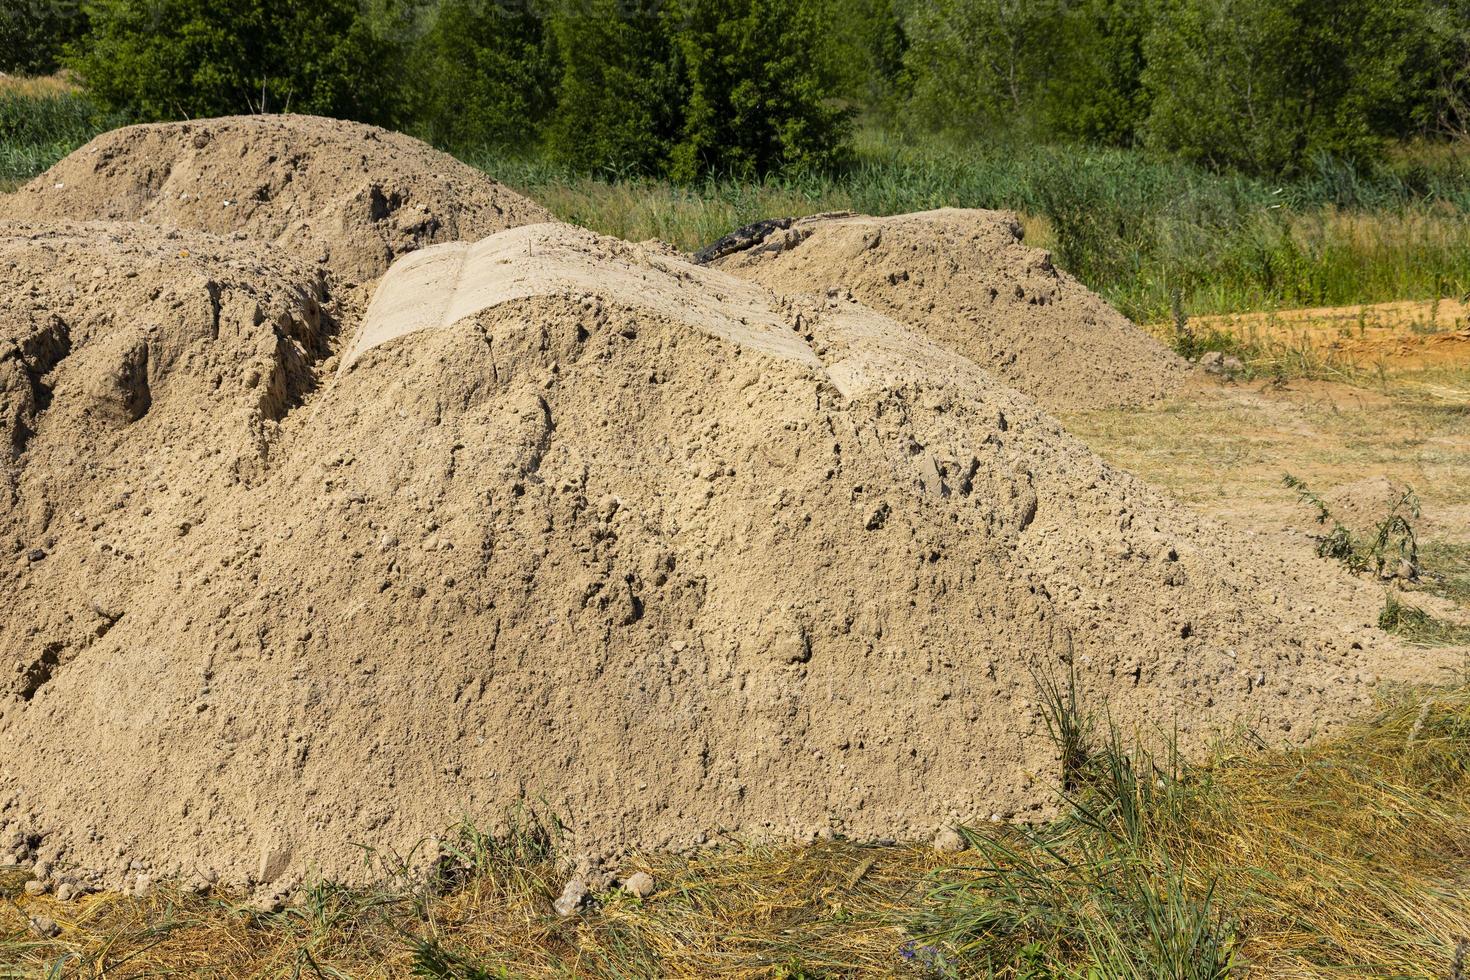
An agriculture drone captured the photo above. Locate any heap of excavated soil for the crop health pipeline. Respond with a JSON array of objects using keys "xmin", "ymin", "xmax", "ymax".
[
  {"xmin": 706, "ymin": 208, "xmax": 1188, "ymax": 412},
  {"xmin": 1319, "ymin": 476, "xmax": 1415, "ymax": 541},
  {"xmin": 0, "ymin": 220, "xmax": 1441, "ymax": 898},
  {"xmin": 0, "ymin": 115, "xmax": 551, "ymax": 283}
]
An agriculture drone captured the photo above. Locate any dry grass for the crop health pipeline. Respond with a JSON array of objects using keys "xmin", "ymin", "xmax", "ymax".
[
  {"xmin": 0, "ymin": 73, "xmax": 79, "ymax": 98},
  {"xmin": 1059, "ymin": 371, "xmax": 1470, "ymax": 539}
]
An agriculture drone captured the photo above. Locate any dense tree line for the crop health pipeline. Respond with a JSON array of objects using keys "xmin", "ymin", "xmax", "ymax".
[{"xmin": 3, "ymin": 0, "xmax": 1468, "ymax": 179}]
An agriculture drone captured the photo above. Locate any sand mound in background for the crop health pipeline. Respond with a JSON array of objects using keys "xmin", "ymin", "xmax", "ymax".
[
  {"xmin": 706, "ymin": 208, "xmax": 1188, "ymax": 412},
  {"xmin": 0, "ymin": 115, "xmax": 551, "ymax": 283},
  {"xmin": 1320, "ymin": 476, "xmax": 1417, "ymax": 542},
  {"xmin": 0, "ymin": 221, "xmax": 1434, "ymax": 897}
]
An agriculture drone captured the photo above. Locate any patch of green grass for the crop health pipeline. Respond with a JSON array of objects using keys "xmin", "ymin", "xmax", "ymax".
[
  {"xmin": 1379, "ymin": 593, "xmax": 1470, "ymax": 647},
  {"xmin": 0, "ymin": 86, "xmax": 124, "ymax": 190}
]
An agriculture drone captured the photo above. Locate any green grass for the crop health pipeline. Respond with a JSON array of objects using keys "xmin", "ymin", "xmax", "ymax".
[
  {"xmin": 0, "ymin": 84, "xmax": 122, "ymax": 191},
  {"xmin": 465, "ymin": 131, "xmax": 1470, "ymax": 323}
]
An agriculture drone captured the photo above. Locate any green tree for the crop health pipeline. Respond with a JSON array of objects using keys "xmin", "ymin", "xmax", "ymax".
[
  {"xmin": 1142, "ymin": 0, "xmax": 1435, "ymax": 175},
  {"xmin": 407, "ymin": 0, "xmax": 556, "ymax": 150},
  {"xmin": 666, "ymin": 0, "xmax": 853, "ymax": 180},
  {"xmin": 2, "ymin": 0, "xmax": 88, "ymax": 74},
  {"xmin": 1401, "ymin": 0, "xmax": 1469, "ymax": 138},
  {"xmin": 901, "ymin": 0, "xmax": 1064, "ymax": 137},
  {"xmin": 1042, "ymin": 0, "xmax": 1150, "ymax": 146},
  {"xmin": 812, "ymin": 0, "xmax": 906, "ymax": 110},
  {"xmin": 543, "ymin": 0, "xmax": 682, "ymax": 174},
  {"xmin": 69, "ymin": 0, "xmax": 409, "ymax": 122}
]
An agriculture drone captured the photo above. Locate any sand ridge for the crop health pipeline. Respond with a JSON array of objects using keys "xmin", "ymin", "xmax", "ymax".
[{"xmin": 707, "ymin": 208, "xmax": 1189, "ymax": 412}]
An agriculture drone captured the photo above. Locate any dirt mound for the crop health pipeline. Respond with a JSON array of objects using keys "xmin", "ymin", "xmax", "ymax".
[
  {"xmin": 0, "ymin": 115, "xmax": 551, "ymax": 283},
  {"xmin": 0, "ymin": 221, "xmax": 1436, "ymax": 897},
  {"xmin": 1320, "ymin": 476, "xmax": 1418, "ymax": 541},
  {"xmin": 706, "ymin": 208, "xmax": 1188, "ymax": 412}
]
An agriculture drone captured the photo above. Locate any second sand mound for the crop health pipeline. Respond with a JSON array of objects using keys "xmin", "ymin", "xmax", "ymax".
[
  {"xmin": 706, "ymin": 208, "xmax": 1188, "ymax": 412},
  {"xmin": 0, "ymin": 222, "xmax": 1434, "ymax": 898},
  {"xmin": 0, "ymin": 114, "xmax": 552, "ymax": 283}
]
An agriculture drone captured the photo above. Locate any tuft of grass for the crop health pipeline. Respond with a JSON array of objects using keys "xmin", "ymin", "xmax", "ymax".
[
  {"xmin": 1379, "ymin": 593, "xmax": 1470, "ymax": 647},
  {"xmin": 1421, "ymin": 541, "xmax": 1470, "ymax": 606},
  {"xmin": 917, "ymin": 681, "xmax": 1470, "ymax": 977}
]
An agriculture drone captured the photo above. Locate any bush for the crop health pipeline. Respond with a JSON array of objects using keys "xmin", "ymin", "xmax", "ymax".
[
  {"xmin": 543, "ymin": 0, "xmax": 683, "ymax": 175},
  {"xmin": 667, "ymin": 0, "xmax": 853, "ymax": 180},
  {"xmin": 901, "ymin": 0, "xmax": 1059, "ymax": 138},
  {"xmin": 1, "ymin": 0, "xmax": 87, "ymax": 75},
  {"xmin": 543, "ymin": 0, "xmax": 850, "ymax": 179},
  {"xmin": 1141, "ymin": 0, "xmax": 1438, "ymax": 176},
  {"xmin": 69, "ymin": 0, "xmax": 409, "ymax": 123},
  {"xmin": 406, "ymin": 0, "xmax": 556, "ymax": 152},
  {"xmin": 1042, "ymin": 0, "xmax": 1150, "ymax": 146}
]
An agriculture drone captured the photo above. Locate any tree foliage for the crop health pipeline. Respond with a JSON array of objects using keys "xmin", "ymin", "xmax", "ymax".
[
  {"xmin": 2, "ymin": 0, "xmax": 88, "ymax": 75},
  {"xmin": 667, "ymin": 0, "xmax": 853, "ymax": 179},
  {"xmin": 900, "ymin": 0, "xmax": 1456, "ymax": 175},
  {"xmin": 46, "ymin": 0, "xmax": 1470, "ymax": 180},
  {"xmin": 407, "ymin": 0, "xmax": 556, "ymax": 150},
  {"xmin": 542, "ymin": 0, "xmax": 683, "ymax": 175},
  {"xmin": 1141, "ymin": 0, "xmax": 1437, "ymax": 175},
  {"xmin": 68, "ymin": 0, "xmax": 408, "ymax": 122}
]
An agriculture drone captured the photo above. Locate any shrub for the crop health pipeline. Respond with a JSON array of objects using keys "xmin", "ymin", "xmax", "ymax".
[
  {"xmin": 666, "ymin": 0, "xmax": 853, "ymax": 180},
  {"xmin": 900, "ymin": 0, "xmax": 1060, "ymax": 138},
  {"xmin": 543, "ymin": 0, "xmax": 683, "ymax": 175},
  {"xmin": 1, "ymin": 0, "xmax": 87, "ymax": 75},
  {"xmin": 406, "ymin": 0, "xmax": 556, "ymax": 152},
  {"xmin": 1141, "ymin": 0, "xmax": 1439, "ymax": 176},
  {"xmin": 68, "ymin": 0, "xmax": 408, "ymax": 123},
  {"xmin": 544, "ymin": 0, "xmax": 852, "ymax": 179}
]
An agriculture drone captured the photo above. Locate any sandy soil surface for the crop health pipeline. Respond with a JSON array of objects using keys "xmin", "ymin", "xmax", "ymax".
[
  {"xmin": 0, "ymin": 115, "xmax": 552, "ymax": 283},
  {"xmin": 1166, "ymin": 299, "xmax": 1470, "ymax": 372},
  {"xmin": 708, "ymin": 209, "xmax": 1189, "ymax": 412}
]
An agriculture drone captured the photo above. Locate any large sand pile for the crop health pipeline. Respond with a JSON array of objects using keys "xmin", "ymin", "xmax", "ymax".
[
  {"xmin": 0, "ymin": 115, "xmax": 551, "ymax": 283},
  {"xmin": 705, "ymin": 208, "xmax": 1188, "ymax": 412},
  {"xmin": 0, "ymin": 219, "xmax": 1434, "ymax": 897}
]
